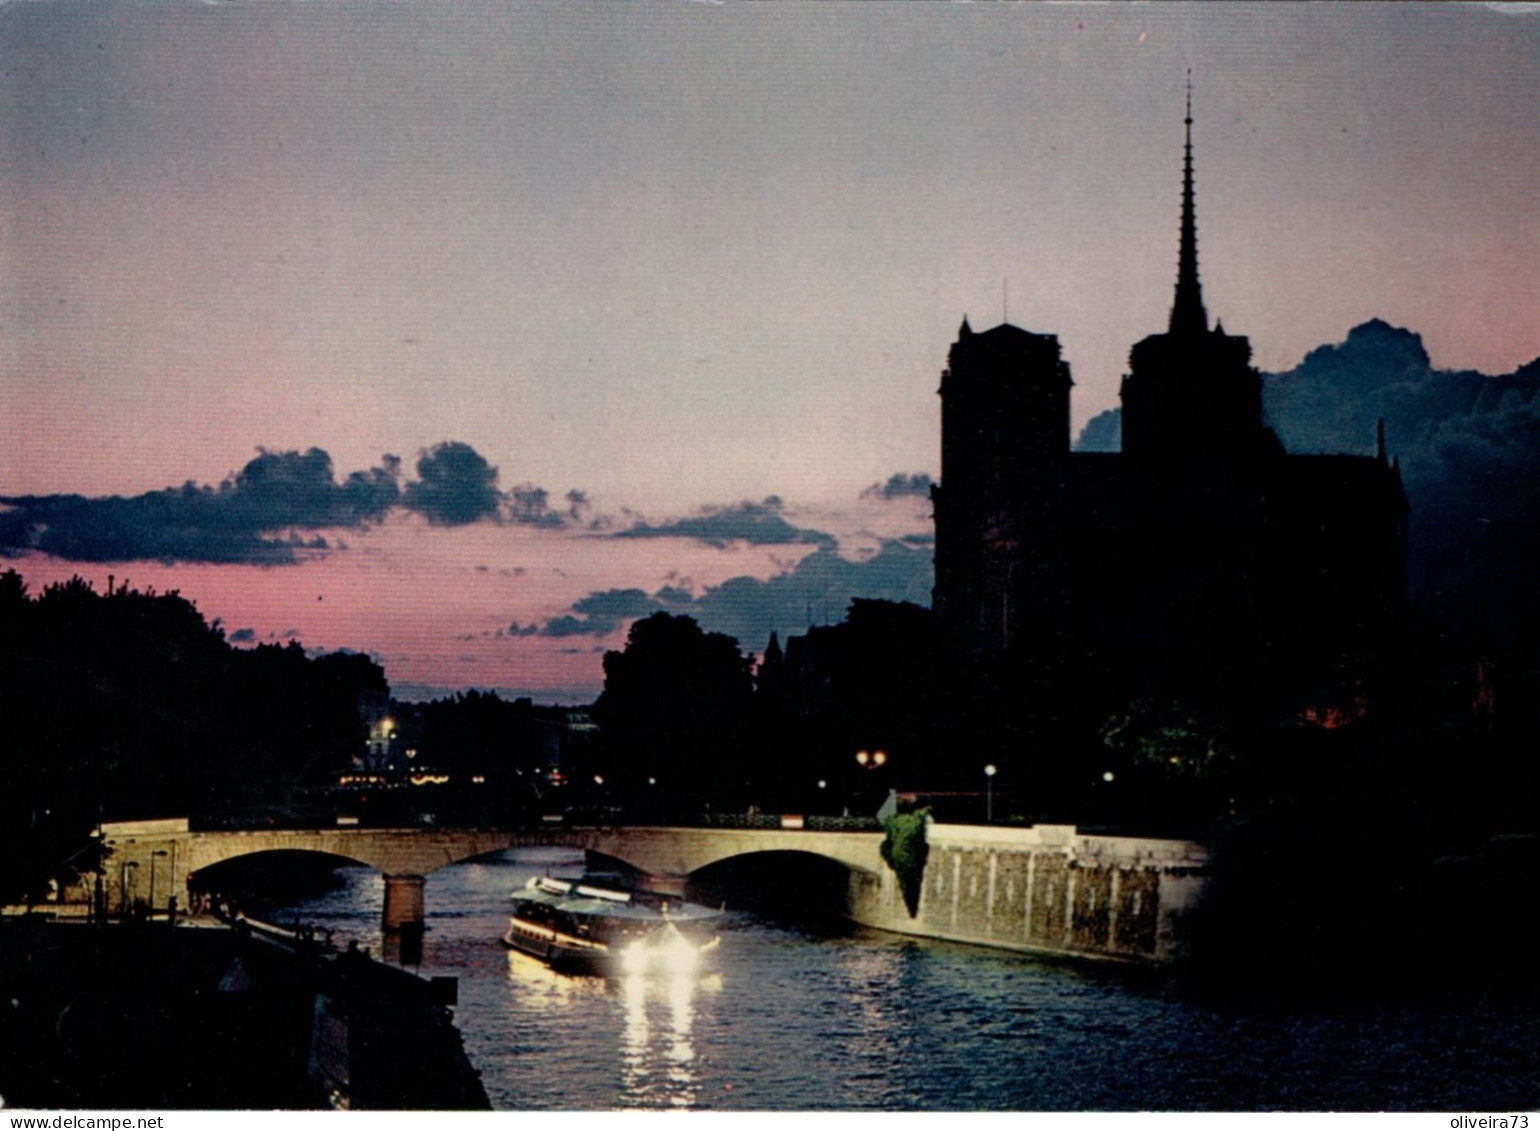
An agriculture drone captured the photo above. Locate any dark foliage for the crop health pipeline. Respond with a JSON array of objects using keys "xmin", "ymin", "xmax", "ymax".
[
  {"xmin": 592, "ymin": 612, "xmax": 755, "ymax": 807},
  {"xmin": 752, "ymin": 599, "xmax": 948, "ymax": 813},
  {"xmin": 0, "ymin": 571, "xmax": 384, "ymax": 903}
]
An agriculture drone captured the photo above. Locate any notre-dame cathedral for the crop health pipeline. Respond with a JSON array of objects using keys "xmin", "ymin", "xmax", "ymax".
[{"xmin": 931, "ymin": 94, "xmax": 1407, "ymax": 727}]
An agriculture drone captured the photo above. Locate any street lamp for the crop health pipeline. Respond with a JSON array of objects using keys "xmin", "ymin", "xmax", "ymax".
[
  {"xmin": 855, "ymin": 750, "xmax": 887, "ymax": 769},
  {"xmin": 984, "ymin": 764, "xmax": 997, "ymax": 823},
  {"xmin": 118, "ymin": 859, "xmax": 138, "ymax": 916}
]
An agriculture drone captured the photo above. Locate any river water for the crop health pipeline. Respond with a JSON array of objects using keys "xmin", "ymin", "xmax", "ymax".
[{"xmin": 251, "ymin": 847, "xmax": 1538, "ymax": 1111}]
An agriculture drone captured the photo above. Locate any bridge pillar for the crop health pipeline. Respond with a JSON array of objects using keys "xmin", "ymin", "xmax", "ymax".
[{"xmin": 382, "ymin": 873, "xmax": 426, "ymax": 933}]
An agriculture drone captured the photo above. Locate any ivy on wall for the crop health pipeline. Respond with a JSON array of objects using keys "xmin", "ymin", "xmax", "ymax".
[{"xmin": 880, "ymin": 808, "xmax": 930, "ymax": 918}]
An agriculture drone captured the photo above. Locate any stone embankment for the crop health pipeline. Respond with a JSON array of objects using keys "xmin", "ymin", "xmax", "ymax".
[
  {"xmin": 847, "ymin": 822, "xmax": 1210, "ymax": 965},
  {"xmin": 0, "ymin": 915, "xmax": 489, "ymax": 1110}
]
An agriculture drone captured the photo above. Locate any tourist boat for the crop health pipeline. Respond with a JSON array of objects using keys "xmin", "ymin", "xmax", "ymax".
[{"xmin": 502, "ymin": 875, "xmax": 722, "ymax": 975}]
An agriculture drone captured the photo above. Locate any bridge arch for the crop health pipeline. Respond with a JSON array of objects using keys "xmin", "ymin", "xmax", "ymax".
[
  {"xmin": 190, "ymin": 844, "xmax": 379, "ymax": 878},
  {"xmin": 579, "ymin": 826, "xmax": 888, "ymax": 902}
]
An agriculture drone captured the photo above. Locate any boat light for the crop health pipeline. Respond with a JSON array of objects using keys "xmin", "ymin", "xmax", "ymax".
[
  {"xmin": 620, "ymin": 941, "xmax": 650, "ymax": 976},
  {"xmin": 661, "ymin": 930, "xmax": 699, "ymax": 976}
]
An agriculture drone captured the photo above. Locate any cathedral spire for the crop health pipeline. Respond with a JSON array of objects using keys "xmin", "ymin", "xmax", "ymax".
[{"xmin": 1169, "ymin": 74, "xmax": 1209, "ymax": 337}]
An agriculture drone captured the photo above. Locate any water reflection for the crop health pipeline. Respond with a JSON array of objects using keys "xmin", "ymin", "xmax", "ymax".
[
  {"xmin": 504, "ymin": 945, "xmax": 720, "ymax": 1110},
  {"xmin": 254, "ymin": 849, "xmax": 1540, "ymax": 1112},
  {"xmin": 620, "ymin": 974, "xmax": 650, "ymax": 1100},
  {"xmin": 504, "ymin": 948, "xmax": 611, "ymax": 1006}
]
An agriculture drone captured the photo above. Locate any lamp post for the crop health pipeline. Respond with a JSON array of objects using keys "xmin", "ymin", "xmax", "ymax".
[
  {"xmin": 984, "ymin": 764, "xmax": 997, "ymax": 823},
  {"xmin": 118, "ymin": 859, "xmax": 138, "ymax": 916}
]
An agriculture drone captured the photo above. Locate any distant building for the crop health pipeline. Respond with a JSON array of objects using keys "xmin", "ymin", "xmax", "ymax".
[{"xmin": 931, "ymin": 91, "xmax": 1407, "ymax": 720}]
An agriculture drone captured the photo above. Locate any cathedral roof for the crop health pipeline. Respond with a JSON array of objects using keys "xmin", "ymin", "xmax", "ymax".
[{"xmin": 974, "ymin": 321, "xmax": 1050, "ymax": 342}]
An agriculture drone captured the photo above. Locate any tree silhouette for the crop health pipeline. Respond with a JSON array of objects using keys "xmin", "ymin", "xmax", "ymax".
[
  {"xmin": 0, "ymin": 571, "xmax": 384, "ymax": 902},
  {"xmin": 592, "ymin": 612, "xmax": 754, "ymax": 807}
]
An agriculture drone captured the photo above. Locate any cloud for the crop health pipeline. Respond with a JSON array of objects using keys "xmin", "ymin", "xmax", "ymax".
[
  {"xmin": 228, "ymin": 627, "xmax": 257, "ymax": 644},
  {"xmin": 1074, "ymin": 410, "xmax": 1123, "ymax": 452},
  {"xmin": 0, "ymin": 440, "xmax": 584, "ymax": 565},
  {"xmin": 861, "ymin": 472, "xmax": 935, "ymax": 500},
  {"xmin": 614, "ymin": 497, "xmax": 836, "ymax": 549},
  {"xmin": 0, "ymin": 447, "xmax": 398, "ymax": 565},
  {"xmin": 534, "ymin": 539, "xmax": 933, "ymax": 649},
  {"xmin": 506, "ymin": 485, "xmax": 567, "ymax": 528},
  {"xmin": 539, "ymin": 587, "xmax": 662, "ymax": 637},
  {"xmin": 400, "ymin": 442, "xmax": 502, "ymax": 526},
  {"xmin": 565, "ymin": 489, "xmax": 604, "ymax": 528}
]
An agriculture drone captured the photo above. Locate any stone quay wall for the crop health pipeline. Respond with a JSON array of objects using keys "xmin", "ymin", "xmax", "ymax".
[{"xmin": 845, "ymin": 822, "xmax": 1210, "ymax": 965}]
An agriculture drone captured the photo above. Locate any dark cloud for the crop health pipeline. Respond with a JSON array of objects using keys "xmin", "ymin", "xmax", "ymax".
[
  {"xmin": 228, "ymin": 627, "xmax": 257, "ymax": 644},
  {"xmin": 614, "ymin": 497, "xmax": 836, "ymax": 549},
  {"xmin": 535, "ymin": 540, "xmax": 933, "ymax": 649},
  {"xmin": 565, "ymin": 489, "xmax": 603, "ymax": 528},
  {"xmin": 861, "ymin": 473, "xmax": 935, "ymax": 500},
  {"xmin": 540, "ymin": 616, "xmax": 597, "ymax": 638},
  {"xmin": 1264, "ymin": 319, "xmax": 1540, "ymax": 637},
  {"xmin": 1074, "ymin": 410, "xmax": 1123, "ymax": 452},
  {"xmin": 401, "ymin": 441, "xmax": 502, "ymax": 526},
  {"xmin": 503, "ymin": 485, "xmax": 564, "ymax": 528},
  {"xmin": 0, "ymin": 440, "xmax": 583, "ymax": 565},
  {"xmin": 539, "ymin": 588, "xmax": 662, "ymax": 637},
  {"xmin": 0, "ymin": 447, "xmax": 397, "ymax": 565}
]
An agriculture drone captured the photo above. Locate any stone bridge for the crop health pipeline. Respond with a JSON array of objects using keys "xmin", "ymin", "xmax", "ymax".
[
  {"xmin": 97, "ymin": 819, "xmax": 1207, "ymax": 964},
  {"xmin": 98, "ymin": 820, "xmax": 884, "ymax": 932}
]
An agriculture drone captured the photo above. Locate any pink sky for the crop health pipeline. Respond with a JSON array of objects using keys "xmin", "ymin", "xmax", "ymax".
[{"xmin": 3, "ymin": 3, "xmax": 1538, "ymax": 700}]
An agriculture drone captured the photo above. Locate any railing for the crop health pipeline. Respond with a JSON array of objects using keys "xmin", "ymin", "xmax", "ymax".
[
  {"xmin": 178, "ymin": 812, "xmax": 885, "ymax": 836},
  {"xmin": 697, "ymin": 813, "xmax": 881, "ymax": 833}
]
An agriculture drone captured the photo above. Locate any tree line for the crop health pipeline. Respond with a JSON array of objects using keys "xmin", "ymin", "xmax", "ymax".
[{"xmin": 0, "ymin": 571, "xmax": 385, "ymax": 903}]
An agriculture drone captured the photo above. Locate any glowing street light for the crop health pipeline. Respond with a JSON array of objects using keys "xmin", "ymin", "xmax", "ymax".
[
  {"xmin": 984, "ymin": 764, "xmax": 997, "ymax": 823},
  {"xmin": 855, "ymin": 750, "xmax": 888, "ymax": 769}
]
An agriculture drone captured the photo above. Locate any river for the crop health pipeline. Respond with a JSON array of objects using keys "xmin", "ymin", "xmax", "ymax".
[{"xmin": 248, "ymin": 847, "xmax": 1538, "ymax": 1111}]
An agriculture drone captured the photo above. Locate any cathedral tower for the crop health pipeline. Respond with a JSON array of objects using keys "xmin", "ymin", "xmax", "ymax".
[
  {"xmin": 1120, "ymin": 83, "xmax": 1270, "ymax": 463},
  {"xmin": 932, "ymin": 316, "xmax": 1072, "ymax": 656}
]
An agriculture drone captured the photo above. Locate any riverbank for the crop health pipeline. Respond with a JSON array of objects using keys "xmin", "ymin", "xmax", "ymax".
[{"xmin": 0, "ymin": 914, "xmax": 489, "ymax": 1110}]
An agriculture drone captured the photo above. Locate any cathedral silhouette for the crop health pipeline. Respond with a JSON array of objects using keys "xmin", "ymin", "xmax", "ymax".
[{"xmin": 931, "ymin": 91, "xmax": 1407, "ymax": 725}]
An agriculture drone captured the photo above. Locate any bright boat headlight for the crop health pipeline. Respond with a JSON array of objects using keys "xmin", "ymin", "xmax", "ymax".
[
  {"xmin": 660, "ymin": 931, "xmax": 699, "ymax": 976},
  {"xmin": 620, "ymin": 940, "xmax": 649, "ymax": 975}
]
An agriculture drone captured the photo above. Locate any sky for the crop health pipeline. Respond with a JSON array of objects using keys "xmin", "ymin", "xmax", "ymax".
[{"xmin": 2, "ymin": 1, "xmax": 1538, "ymax": 701}]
